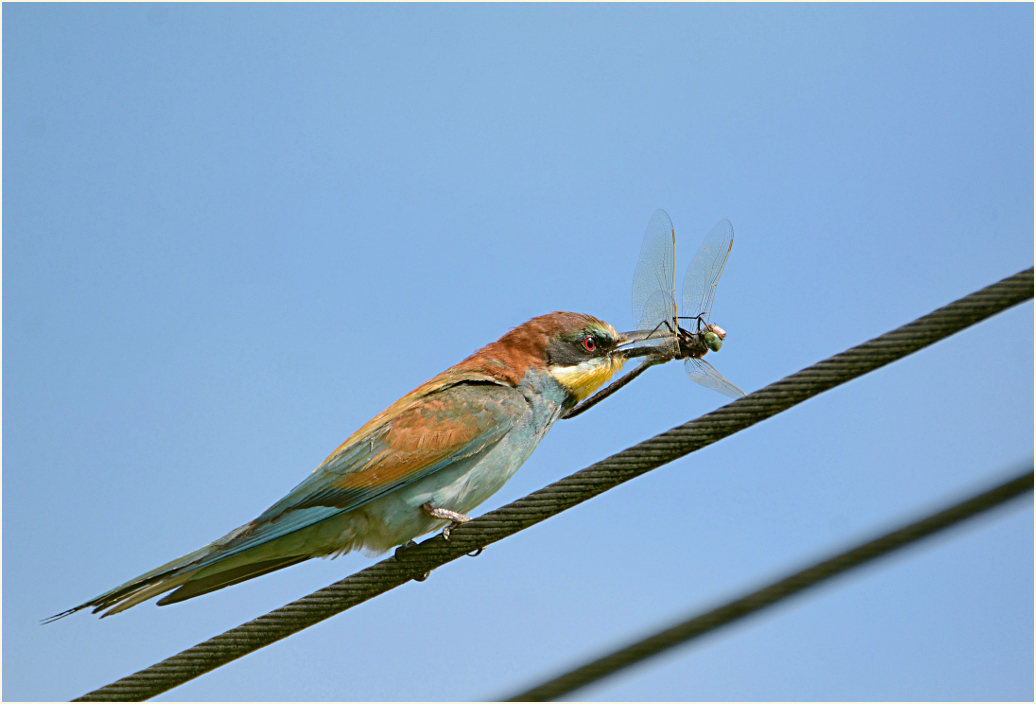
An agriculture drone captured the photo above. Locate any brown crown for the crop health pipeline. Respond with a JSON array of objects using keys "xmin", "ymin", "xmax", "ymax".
[{"xmin": 451, "ymin": 311, "xmax": 606, "ymax": 387}]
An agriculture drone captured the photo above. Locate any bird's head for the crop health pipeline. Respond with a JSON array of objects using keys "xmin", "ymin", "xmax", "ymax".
[{"xmin": 456, "ymin": 311, "xmax": 629, "ymax": 406}]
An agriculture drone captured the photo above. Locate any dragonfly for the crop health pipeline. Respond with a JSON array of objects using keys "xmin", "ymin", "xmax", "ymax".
[{"xmin": 565, "ymin": 209, "xmax": 744, "ymax": 419}]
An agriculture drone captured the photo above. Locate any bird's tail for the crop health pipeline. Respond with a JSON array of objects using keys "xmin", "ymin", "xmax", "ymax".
[
  {"xmin": 46, "ymin": 492, "xmax": 357, "ymax": 621},
  {"xmin": 44, "ymin": 529, "xmax": 315, "ymax": 622},
  {"xmin": 43, "ymin": 543, "xmax": 215, "ymax": 622}
]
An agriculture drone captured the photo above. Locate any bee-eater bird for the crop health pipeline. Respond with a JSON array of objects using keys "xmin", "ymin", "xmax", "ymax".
[{"xmin": 52, "ymin": 311, "xmax": 641, "ymax": 619}]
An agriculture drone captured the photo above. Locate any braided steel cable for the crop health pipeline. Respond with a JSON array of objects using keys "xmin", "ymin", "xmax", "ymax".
[
  {"xmin": 505, "ymin": 466, "xmax": 1034, "ymax": 701},
  {"xmin": 74, "ymin": 267, "xmax": 1033, "ymax": 701}
]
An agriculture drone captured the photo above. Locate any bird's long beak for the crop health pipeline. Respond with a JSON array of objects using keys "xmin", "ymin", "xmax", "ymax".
[{"xmin": 613, "ymin": 329, "xmax": 680, "ymax": 360}]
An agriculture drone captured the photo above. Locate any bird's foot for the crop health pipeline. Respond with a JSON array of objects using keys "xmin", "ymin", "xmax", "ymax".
[
  {"xmin": 393, "ymin": 539, "xmax": 418, "ymax": 559},
  {"xmin": 393, "ymin": 540, "xmax": 431, "ymax": 581},
  {"xmin": 421, "ymin": 503, "xmax": 472, "ymax": 541}
]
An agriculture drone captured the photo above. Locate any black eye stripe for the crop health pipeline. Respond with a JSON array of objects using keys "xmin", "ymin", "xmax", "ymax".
[{"xmin": 547, "ymin": 329, "xmax": 614, "ymax": 366}]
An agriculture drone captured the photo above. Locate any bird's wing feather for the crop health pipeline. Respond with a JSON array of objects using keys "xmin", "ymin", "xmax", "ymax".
[
  {"xmin": 263, "ymin": 377, "xmax": 526, "ymax": 516},
  {"xmin": 185, "ymin": 376, "xmax": 529, "ymax": 567}
]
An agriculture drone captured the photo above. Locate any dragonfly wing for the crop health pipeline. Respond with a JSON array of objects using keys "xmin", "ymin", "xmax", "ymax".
[
  {"xmin": 684, "ymin": 356, "xmax": 745, "ymax": 399},
  {"xmin": 632, "ymin": 209, "xmax": 678, "ymax": 331},
  {"xmin": 682, "ymin": 219, "xmax": 733, "ymax": 323}
]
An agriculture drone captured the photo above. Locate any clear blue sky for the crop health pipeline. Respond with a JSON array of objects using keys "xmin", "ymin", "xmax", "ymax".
[{"xmin": 4, "ymin": 4, "xmax": 1032, "ymax": 701}]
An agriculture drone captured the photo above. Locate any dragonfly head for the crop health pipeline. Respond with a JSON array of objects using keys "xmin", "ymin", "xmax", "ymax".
[{"xmin": 703, "ymin": 323, "xmax": 726, "ymax": 352}]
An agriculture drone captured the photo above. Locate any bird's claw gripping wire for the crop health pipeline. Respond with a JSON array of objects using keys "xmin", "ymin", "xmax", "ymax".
[
  {"xmin": 393, "ymin": 540, "xmax": 430, "ymax": 581},
  {"xmin": 393, "ymin": 540, "xmax": 418, "ymax": 559}
]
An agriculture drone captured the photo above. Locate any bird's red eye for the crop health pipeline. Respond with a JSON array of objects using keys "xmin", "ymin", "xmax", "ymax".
[{"xmin": 582, "ymin": 336, "xmax": 597, "ymax": 352}]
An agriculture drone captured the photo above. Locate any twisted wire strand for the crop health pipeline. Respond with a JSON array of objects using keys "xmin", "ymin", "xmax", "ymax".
[
  {"xmin": 504, "ymin": 466, "xmax": 1034, "ymax": 701},
  {"xmin": 74, "ymin": 267, "xmax": 1033, "ymax": 701}
]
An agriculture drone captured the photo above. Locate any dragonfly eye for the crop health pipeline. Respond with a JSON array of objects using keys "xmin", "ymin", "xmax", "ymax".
[
  {"xmin": 703, "ymin": 330, "xmax": 723, "ymax": 352},
  {"xmin": 582, "ymin": 336, "xmax": 597, "ymax": 353}
]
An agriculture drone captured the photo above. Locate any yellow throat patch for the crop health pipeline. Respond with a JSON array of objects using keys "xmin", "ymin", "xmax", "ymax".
[{"xmin": 549, "ymin": 355, "xmax": 625, "ymax": 404}]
